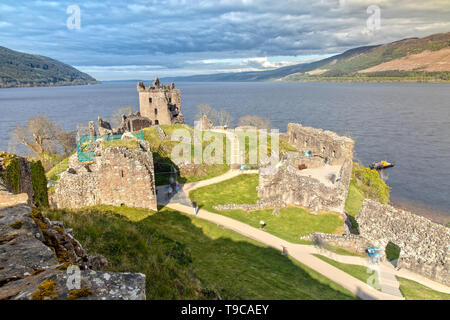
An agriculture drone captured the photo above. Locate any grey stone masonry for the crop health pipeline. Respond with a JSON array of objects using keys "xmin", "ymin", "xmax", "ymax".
[
  {"xmin": 357, "ymin": 199, "xmax": 449, "ymax": 286},
  {"xmin": 51, "ymin": 140, "xmax": 157, "ymax": 211}
]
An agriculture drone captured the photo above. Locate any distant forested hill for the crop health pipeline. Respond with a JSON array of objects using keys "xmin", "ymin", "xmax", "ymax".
[
  {"xmin": 0, "ymin": 46, "xmax": 98, "ymax": 88},
  {"xmin": 168, "ymin": 32, "xmax": 450, "ymax": 83}
]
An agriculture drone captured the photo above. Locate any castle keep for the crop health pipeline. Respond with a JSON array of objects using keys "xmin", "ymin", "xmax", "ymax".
[{"xmin": 137, "ymin": 78, "xmax": 184, "ymax": 125}]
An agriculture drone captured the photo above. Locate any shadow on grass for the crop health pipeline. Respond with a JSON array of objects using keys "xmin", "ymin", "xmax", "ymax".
[{"xmin": 45, "ymin": 206, "xmax": 358, "ymax": 300}]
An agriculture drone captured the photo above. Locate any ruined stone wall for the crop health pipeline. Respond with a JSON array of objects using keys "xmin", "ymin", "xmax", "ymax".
[
  {"xmin": 97, "ymin": 147, "xmax": 157, "ymax": 209},
  {"xmin": 257, "ymin": 123, "xmax": 354, "ymax": 214},
  {"xmin": 357, "ymin": 199, "xmax": 449, "ymax": 285},
  {"xmin": 52, "ymin": 140, "xmax": 157, "ymax": 211},
  {"xmin": 258, "ymin": 159, "xmax": 352, "ymax": 214},
  {"xmin": 0, "ymin": 153, "xmax": 40, "ymax": 207},
  {"xmin": 287, "ymin": 123, "xmax": 354, "ymax": 166},
  {"xmin": 301, "ymin": 233, "xmax": 372, "ymax": 255}
]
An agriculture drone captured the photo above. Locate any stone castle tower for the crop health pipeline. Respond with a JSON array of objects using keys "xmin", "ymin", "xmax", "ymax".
[{"xmin": 137, "ymin": 77, "xmax": 184, "ymax": 125}]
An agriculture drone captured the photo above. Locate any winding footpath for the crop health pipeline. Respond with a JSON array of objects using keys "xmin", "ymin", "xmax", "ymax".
[{"xmin": 157, "ymin": 170, "xmax": 450, "ymax": 300}]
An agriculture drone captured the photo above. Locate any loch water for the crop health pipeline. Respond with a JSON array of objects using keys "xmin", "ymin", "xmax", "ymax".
[{"xmin": 1, "ymin": 81, "xmax": 449, "ymax": 220}]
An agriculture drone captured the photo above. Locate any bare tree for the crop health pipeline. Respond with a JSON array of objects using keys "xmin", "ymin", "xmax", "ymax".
[
  {"xmin": 238, "ymin": 115, "xmax": 271, "ymax": 129},
  {"xmin": 57, "ymin": 130, "xmax": 76, "ymax": 154},
  {"xmin": 9, "ymin": 116, "xmax": 66, "ymax": 159},
  {"xmin": 217, "ymin": 108, "xmax": 233, "ymax": 127},
  {"xmin": 111, "ymin": 106, "xmax": 135, "ymax": 128},
  {"xmin": 196, "ymin": 104, "xmax": 218, "ymax": 124}
]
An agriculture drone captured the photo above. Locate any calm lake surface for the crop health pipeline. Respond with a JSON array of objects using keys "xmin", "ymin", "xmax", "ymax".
[{"xmin": 1, "ymin": 81, "xmax": 449, "ymax": 220}]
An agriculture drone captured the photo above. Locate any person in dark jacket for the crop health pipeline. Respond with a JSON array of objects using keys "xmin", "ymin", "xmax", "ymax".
[{"xmin": 192, "ymin": 200, "xmax": 198, "ymax": 215}]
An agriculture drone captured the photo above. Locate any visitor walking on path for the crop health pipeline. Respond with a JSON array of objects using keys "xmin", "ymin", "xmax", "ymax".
[
  {"xmin": 260, "ymin": 220, "xmax": 265, "ymax": 230},
  {"xmin": 192, "ymin": 200, "xmax": 198, "ymax": 215},
  {"xmin": 167, "ymin": 185, "xmax": 173, "ymax": 200}
]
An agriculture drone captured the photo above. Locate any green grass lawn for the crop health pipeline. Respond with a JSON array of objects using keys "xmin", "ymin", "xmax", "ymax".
[
  {"xmin": 44, "ymin": 206, "xmax": 357, "ymax": 300},
  {"xmin": 314, "ymin": 254, "xmax": 380, "ymax": 291},
  {"xmin": 190, "ymin": 174, "xmax": 344, "ymax": 244},
  {"xmin": 144, "ymin": 126, "xmax": 230, "ymax": 186},
  {"xmin": 102, "ymin": 139, "xmax": 139, "ymax": 149},
  {"xmin": 45, "ymin": 154, "xmax": 72, "ymax": 182},
  {"xmin": 398, "ymin": 277, "xmax": 450, "ymax": 300},
  {"xmin": 345, "ymin": 179, "xmax": 365, "ymax": 218},
  {"xmin": 344, "ymin": 163, "xmax": 391, "ymax": 233}
]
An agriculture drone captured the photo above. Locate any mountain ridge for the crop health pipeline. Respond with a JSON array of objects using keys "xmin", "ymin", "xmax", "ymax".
[
  {"xmin": 165, "ymin": 32, "xmax": 450, "ymax": 82},
  {"xmin": 0, "ymin": 46, "xmax": 98, "ymax": 88}
]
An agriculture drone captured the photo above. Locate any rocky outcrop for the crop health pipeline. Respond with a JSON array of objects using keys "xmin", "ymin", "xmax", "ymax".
[
  {"xmin": 0, "ymin": 268, "xmax": 146, "ymax": 300},
  {"xmin": 51, "ymin": 140, "xmax": 157, "ymax": 211},
  {"xmin": 0, "ymin": 193, "xmax": 146, "ymax": 300},
  {"xmin": 357, "ymin": 199, "xmax": 449, "ymax": 285}
]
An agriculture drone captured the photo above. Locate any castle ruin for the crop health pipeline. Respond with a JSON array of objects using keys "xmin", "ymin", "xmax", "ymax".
[
  {"xmin": 137, "ymin": 78, "xmax": 184, "ymax": 125},
  {"xmin": 258, "ymin": 123, "xmax": 354, "ymax": 214},
  {"xmin": 51, "ymin": 140, "xmax": 157, "ymax": 211}
]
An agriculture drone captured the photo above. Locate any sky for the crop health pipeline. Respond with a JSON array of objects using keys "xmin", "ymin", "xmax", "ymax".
[{"xmin": 0, "ymin": 0, "xmax": 449, "ymax": 80}]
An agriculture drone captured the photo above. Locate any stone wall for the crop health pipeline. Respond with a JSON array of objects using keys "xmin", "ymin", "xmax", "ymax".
[
  {"xmin": 302, "ymin": 233, "xmax": 372, "ymax": 256},
  {"xmin": 52, "ymin": 140, "xmax": 157, "ymax": 211},
  {"xmin": 258, "ymin": 156, "xmax": 353, "ymax": 214},
  {"xmin": 357, "ymin": 199, "xmax": 449, "ymax": 285},
  {"xmin": 213, "ymin": 199, "xmax": 287, "ymax": 212},
  {"xmin": 97, "ymin": 113, "xmax": 151, "ymax": 136},
  {"xmin": 256, "ymin": 123, "xmax": 354, "ymax": 214},
  {"xmin": 287, "ymin": 123, "xmax": 354, "ymax": 166},
  {"xmin": 0, "ymin": 153, "xmax": 45, "ymax": 208}
]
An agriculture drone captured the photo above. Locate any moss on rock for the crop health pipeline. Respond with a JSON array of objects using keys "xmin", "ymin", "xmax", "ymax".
[
  {"xmin": 67, "ymin": 288, "xmax": 94, "ymax": 300},
  {"xmin": 31, "ymin": 280, "xmax": 58, "ymax": 300}
]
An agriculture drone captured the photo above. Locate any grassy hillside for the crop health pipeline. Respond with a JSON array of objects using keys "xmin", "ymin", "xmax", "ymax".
[
  {"xmin": 345, "ymin": 163, "xmax": 391, "ymax": 233},
  {"xmin": 295, "ymin": 33, "xmax": 450, "ymax": 78},
  {"xmin": 0, "ymin": 46, "xmax": 97, "ymax": 88},
  {"xmin": 44, "ymin": 206, "xmax": 357, "ymax": 300},
  {"xmin": 169, "ymin": 32, "xmax": 450, "ymax": 82}
]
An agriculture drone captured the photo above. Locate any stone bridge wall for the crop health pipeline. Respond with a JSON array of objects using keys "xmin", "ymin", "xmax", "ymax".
[{"xmin": 357, "ymin": 199, "xmax": 449, "ymax": 285}]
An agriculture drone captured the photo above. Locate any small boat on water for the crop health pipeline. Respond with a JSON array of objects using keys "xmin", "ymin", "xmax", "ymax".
[{"xmin": 370, "ymin": 161, "xmax": 395, "ymax": 170}]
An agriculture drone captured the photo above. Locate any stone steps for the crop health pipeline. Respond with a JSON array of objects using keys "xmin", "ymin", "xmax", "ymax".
[{"xmin": 379, "ymin": 263, "xmax": 404, "ymax": 298}]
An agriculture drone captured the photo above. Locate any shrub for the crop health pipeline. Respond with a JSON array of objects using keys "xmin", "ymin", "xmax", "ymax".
[
  {"xmin": 444, "ymin": 220, "xmax": 450, "ymax": 228},
  {"xmin": 31, "ymin": 160, "xmax": 49, "ymax": 208},
  {"xmin": 352, "ymin": 163, "xmax": 390, "ymax": 204},
  {"xmin": 385, "ymin": 242, "xmax": 401, "ymax": 261},
  {"xmin": 6, "ymin": 157, "xmax": 20, "ymax": 194}
]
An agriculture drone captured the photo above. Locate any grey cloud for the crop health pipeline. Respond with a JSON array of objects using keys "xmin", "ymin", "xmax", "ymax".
[{"xmin": 0, "ymin": 0, "xmax": 448, "ymax": 79}]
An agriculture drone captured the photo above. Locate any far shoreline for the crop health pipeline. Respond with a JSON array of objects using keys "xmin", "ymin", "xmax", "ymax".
[
  {"xmin": 390, "ymin": 195, "xmax": 450, "ymax": 225},
  {"xmin": 0, "ymin": 81, "xmax": 100, "ymax": 89}
]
